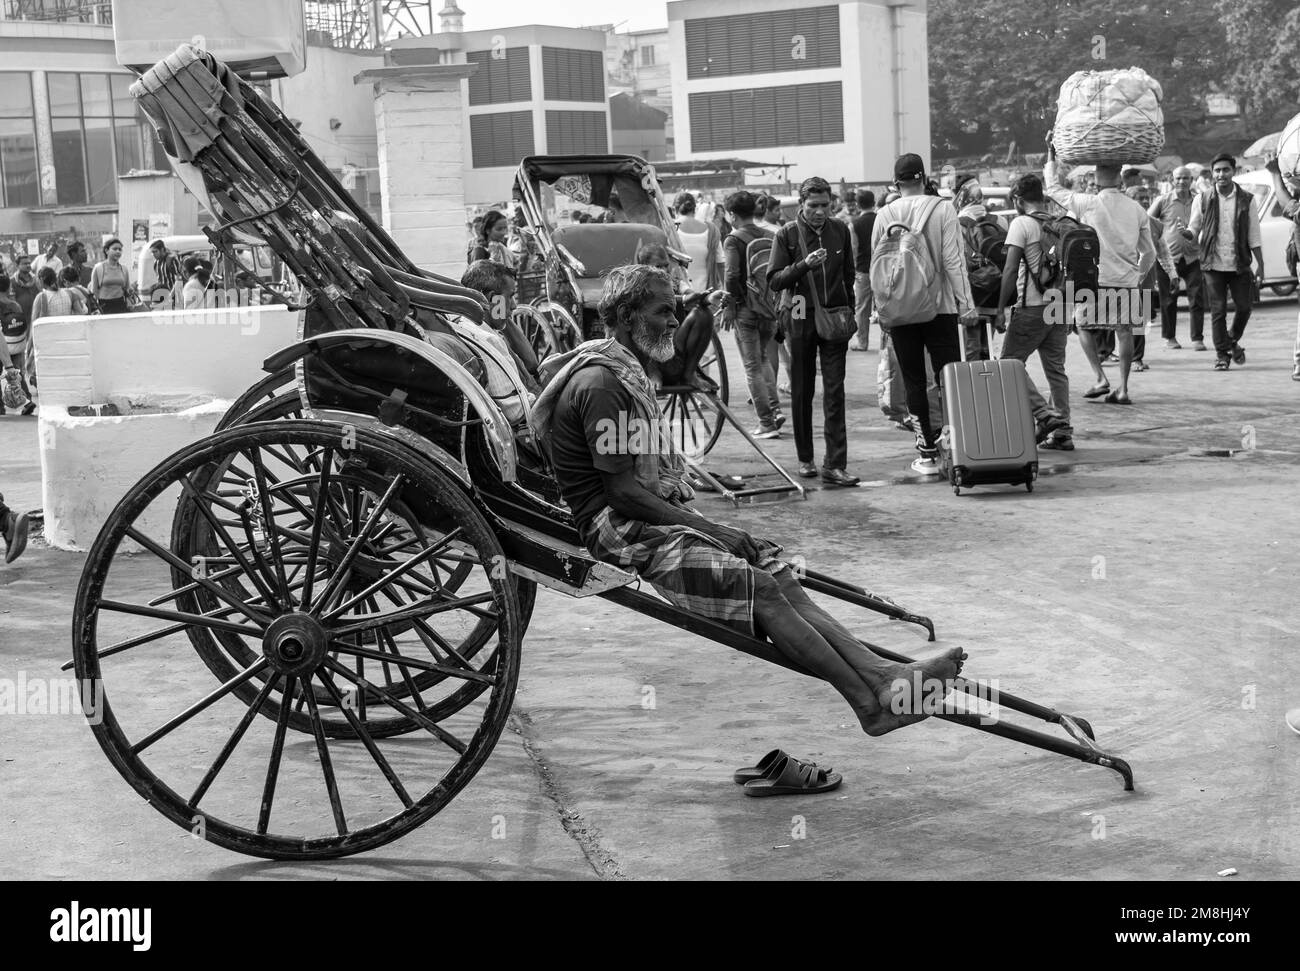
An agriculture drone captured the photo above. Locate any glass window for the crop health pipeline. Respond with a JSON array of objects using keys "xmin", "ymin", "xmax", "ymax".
[
  {"xmin": 83, "ymin": 117, "xmax": 116, "ymax": 204},
  {"xmin": 0, "ymin": 118, "xmax": 40, "ymax": 208},
  {"xmin": 110, "ymin": 74, "xmax": 135, "ymax": 120},
  {"xmin": 0, "ymin": 74, "xmax": 40, "ymax": 208},
  {"xmin": 51, "ymin": 117, "xmax": 87, "ymax": 206},
  {"xmin": 48, "ymin": 73, "xmax": 81, "ymax": 117},
  {"xmin": 0, "ymin": 79, "xmax": 34, "ymax": 120},
  {"xmin": 115, "ymin": 120, "xmax": 144, "ymax": 176},
  {"xmin": 80, "ymin": 74, "xmax": 112, "ymax": 117}
]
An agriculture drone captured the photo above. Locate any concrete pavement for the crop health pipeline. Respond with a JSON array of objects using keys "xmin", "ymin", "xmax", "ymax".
[{"xmin": 2, "ymin": 301, "xmax": 1297, "ymax": 880}]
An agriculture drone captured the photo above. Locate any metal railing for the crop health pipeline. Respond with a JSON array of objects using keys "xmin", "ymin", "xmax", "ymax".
[{"xmin": 3, "ymin": 0, "xmax": 113, "ymax": 25}]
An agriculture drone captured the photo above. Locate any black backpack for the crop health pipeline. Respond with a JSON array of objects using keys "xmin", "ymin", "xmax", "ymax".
[
  {"xmin": 961, "ymin": 214, "xmax": 1007, "ymax": 308},
  {"xmin": 1028, "ymin": 212, "xmax": 1099, "ymax": 296}
]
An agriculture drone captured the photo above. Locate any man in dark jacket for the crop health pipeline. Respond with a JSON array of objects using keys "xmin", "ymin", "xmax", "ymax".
[
  {"xmin": 1183, "ymin": 152, "xmax": 1265, "ymax": 371},
  {"xmin": 767, "ymin": 176, "xmax": 859, "ymax": 487},
  {"xmin": 850, "ymin": 188, "xmax": 877, "ymax": 351}
]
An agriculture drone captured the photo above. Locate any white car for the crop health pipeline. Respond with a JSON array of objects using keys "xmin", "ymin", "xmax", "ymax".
[{"xmin": 1232, "ymin": 170, "xmax": 1297, "ymax": 297}]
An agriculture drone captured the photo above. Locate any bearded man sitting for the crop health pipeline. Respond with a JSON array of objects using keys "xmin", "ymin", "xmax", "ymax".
[{"xmin": 532, "ymin": 264, "xmax": 967, "ymax": 737}]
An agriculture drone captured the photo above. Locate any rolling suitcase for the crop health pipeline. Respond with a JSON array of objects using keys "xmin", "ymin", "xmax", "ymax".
[{"xmin": 939, "ymin": 323, "xmax": 1039, "ymax": 495}]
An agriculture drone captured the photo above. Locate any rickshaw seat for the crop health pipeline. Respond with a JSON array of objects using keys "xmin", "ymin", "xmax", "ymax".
[{"xmin": 552, "ymin": 223, "xmax": 670, "ymax": 279}]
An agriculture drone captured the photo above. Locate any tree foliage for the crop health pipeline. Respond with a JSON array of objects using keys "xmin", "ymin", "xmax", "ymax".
[
  {"xmin": 1215, "ymin": 0, "xmax": 1300, "ymax": 129},
  {"xmin": 929, "ymin": 0, "xmax": 1226, "ymax": 157}
]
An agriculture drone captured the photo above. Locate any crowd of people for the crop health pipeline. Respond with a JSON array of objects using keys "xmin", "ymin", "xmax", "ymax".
[
  {"xmin": 456, "ymin": 142, "xmax": 1300, "ymax": 486},
  {"xmin": 699, "ymin": 145, "xmax": 1299, "ymax": 479}
]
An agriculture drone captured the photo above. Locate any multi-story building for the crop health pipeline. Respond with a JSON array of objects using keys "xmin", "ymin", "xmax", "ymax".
[
  {"xmin": 603, "ymin": 25, "xmax": 673, "ymax": 158},
  {"xmin": 394, "ymin": 13, "xmax": 611, "ymax": 205},
  {"xmin": 0, "ymin": 1, "xmax": 382, "ymax": 263},
  {"xmin": 667, "ymin": 0, "xmax": 931, "ymax": 185}
]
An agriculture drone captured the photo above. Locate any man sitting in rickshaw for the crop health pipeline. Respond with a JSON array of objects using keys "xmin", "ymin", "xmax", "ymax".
[{"xmin": 533, "ymin": 264, "xmax": 967, "ymax": 738}]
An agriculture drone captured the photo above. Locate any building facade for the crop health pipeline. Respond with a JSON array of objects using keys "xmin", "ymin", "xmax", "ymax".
[
  {"xmin": 0, "ymin": 3, "xmax": 381, "ymax": 265},
  {"xmin": 604, "ymin": 25, "xmax": 673, "ymax": 158},
  {"xmin": 667, "ymin": 0, "xmax": 930, "ymax": 185},
  {"xmin": 393, "ymin": 23, "xmax": 611, "ymax": 205}
]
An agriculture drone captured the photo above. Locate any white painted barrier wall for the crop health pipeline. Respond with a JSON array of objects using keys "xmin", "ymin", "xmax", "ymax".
[{"xmin": 34, "ymin": 306, "xmax": 300, "ymax": 550}]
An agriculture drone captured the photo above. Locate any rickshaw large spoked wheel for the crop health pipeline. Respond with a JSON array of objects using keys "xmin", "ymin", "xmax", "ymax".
[
  {"xmin": 74, "ymin": 421, "xmax": 522, "ymax": 859},
  {"xmin": 530, "ymin": 298, "xmax": 584, "ymax": 352},
  {"xmin": 512, "ymin": 304, "xmax": 565, "ymax": 364},
  {"xmin": 206, "ymin": 387, "xmax": 533, "ymax": 723},
  {"xmin": 700, "ymin": 332, "xmax": 729, "ymax": 406},
  {"xmin": 168, "ymin": 418, "xmax": 531, "ymax": 738}
]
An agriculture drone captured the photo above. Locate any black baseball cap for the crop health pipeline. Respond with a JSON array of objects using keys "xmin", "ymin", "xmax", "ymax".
[{"xmin": 894, "ymin": 153, "xmax": 926, "ymax": 183}]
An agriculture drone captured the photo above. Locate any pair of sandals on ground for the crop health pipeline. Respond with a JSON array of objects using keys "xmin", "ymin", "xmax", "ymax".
[{"xmin": 733, "ymin": 748, "xmax": 842, "ymax": 797}]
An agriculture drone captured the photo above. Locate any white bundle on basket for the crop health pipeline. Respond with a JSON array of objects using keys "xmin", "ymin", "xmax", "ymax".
[
  {"xmin": 1278, "ymin": 112, "xmax": 1300, "ymax": 180},
  {"xmin": 1054, "ymin": 67, "xmax": 1165, "ymax": 165}
]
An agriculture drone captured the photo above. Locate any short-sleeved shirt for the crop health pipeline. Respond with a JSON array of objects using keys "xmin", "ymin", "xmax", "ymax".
[
  {"xmin": 549, "ymin": 366, "xmax": 636, "ymax": 533},
  {"xmin": 1005, "ymin": 214, "xmax": 1046, "ymax": 308}
]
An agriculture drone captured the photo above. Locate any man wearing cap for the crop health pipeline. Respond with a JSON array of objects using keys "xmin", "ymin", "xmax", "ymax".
[
  {"xmin": 1182, "ymin": 152, "xmax": 1265, "ymax": 371},
  {"xmin": 871, "ymin": 154, "xmax": 978, "ymax": 476},
  {"xmin": 1148, "ymin": 167, "xmax": 1208, "ymax": 350}
]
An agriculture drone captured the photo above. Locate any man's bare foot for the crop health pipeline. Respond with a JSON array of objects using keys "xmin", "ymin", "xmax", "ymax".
[{"xmin": 857, "ymin": 648, "xmax": 968, "ymax": 737}]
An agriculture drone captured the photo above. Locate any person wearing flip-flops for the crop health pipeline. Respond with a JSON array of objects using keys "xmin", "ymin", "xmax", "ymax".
[
  {"xmin": 1044, "ymin": 135, "xmax": 1156, "ymax": 407},
  {"xmin": 733, "ymin": 749, "xmax": 841, "ymax": 797},
  {"xmin": 0, "ymin": 492, "xmax": 29, "ymax": 564}
]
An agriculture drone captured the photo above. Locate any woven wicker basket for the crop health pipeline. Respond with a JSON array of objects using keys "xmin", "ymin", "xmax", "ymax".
[{"xmin": 1054, "ymin": 68, "xmax": 1164, "ymax": 166}]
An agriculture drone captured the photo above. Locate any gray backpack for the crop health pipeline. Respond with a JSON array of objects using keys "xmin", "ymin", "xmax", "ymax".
[{"xmin": 870, "ymin": 197, "xmax": 942, "ymax": 327}]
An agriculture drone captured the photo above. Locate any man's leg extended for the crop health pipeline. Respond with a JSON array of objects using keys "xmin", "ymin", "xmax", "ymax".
[
  {"xmin": 733, "ymin": 313, "xmax": 777, "ymax": 426},
  {"xmin": 890, "ymin": 322, "xmax": 939, "ymax": 449},
  {"xmin": 1001, "ymin": 307, "xmax": 1055, "ymax": 420},
  {"xmin": 1227, "ymin": 269, "xmax": 1254, "ymax": 349},
  {"xmin": 787, "ymin": 325, "xmax": 818, "ymax": 464},
  {"xmin": 1204, "ymin": 269, "xmax": 1231, "ymax": 360},
  {"xmin": 1114, "ymin": 325, "xmax": 1133, "ymax": 398},
  {"xmin": 818, "ymin": 335, "xmax": 849, "ymax": 471},
  {"xmin": 854, "ymin": 271, "xmax": 872, "ymax": 348},
  {"xmin": 1156, "ymin": 262, "xmax": 1178, "ymax": 341},
  {"xmin": 1076, "ymin": 327, "xmax": 1106, "ymax": 387},
  {"xmin": 760, "ymin": 570, "xmax": 967, "ymax": 736},
  {"xmin": 1183, "ymin": 260, "xmax": 1206, "ymax": 344}
]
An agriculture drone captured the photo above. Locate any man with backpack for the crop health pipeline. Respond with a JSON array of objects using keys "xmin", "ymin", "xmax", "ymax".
[
  {"xmin": 870, "ymin": 153, "xmax": 977, "ymax": 477},
  {"xmin": 722, "ymin": 191, "xmax": 785, "ymax": 439},
  {"xmin": 1044, "ymin": 135, "xmax": 1155, "ymax": 405},
  {"xmin": 954, "ymin": 175, "xmax": 1007, "ymax": 361},
  {"xmin": 994, "ymin": 174, "xmax": 1074, "ymax": 450},
  {"xmin": 767, "ymin": 176, "xmax": 859, "ymax": 487}
]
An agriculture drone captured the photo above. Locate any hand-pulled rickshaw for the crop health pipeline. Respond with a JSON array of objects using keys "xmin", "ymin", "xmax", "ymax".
[
  {"xmin": 511, "ymin": 153, "xmax": 739, "ymax": 461},
  {"xmin": 67, "ymin": 46, "xmax": 1132, "ymax": 861}
]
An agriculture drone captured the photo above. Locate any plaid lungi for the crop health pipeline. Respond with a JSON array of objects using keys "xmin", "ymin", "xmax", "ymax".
[{"xmin": 583, "ymin": 506, "xmax": 787, "ymax": 636}]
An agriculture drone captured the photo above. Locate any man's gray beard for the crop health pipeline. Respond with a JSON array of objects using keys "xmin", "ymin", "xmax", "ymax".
[{"xmin": 632, "ymin": 317, "xmax": 676, "ymax": 363}]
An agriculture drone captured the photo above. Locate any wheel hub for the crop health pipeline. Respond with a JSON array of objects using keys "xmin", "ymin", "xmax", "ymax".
[{"xmin": 262, "ymin": 613, "xmax": 329, "ymax": 677}]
